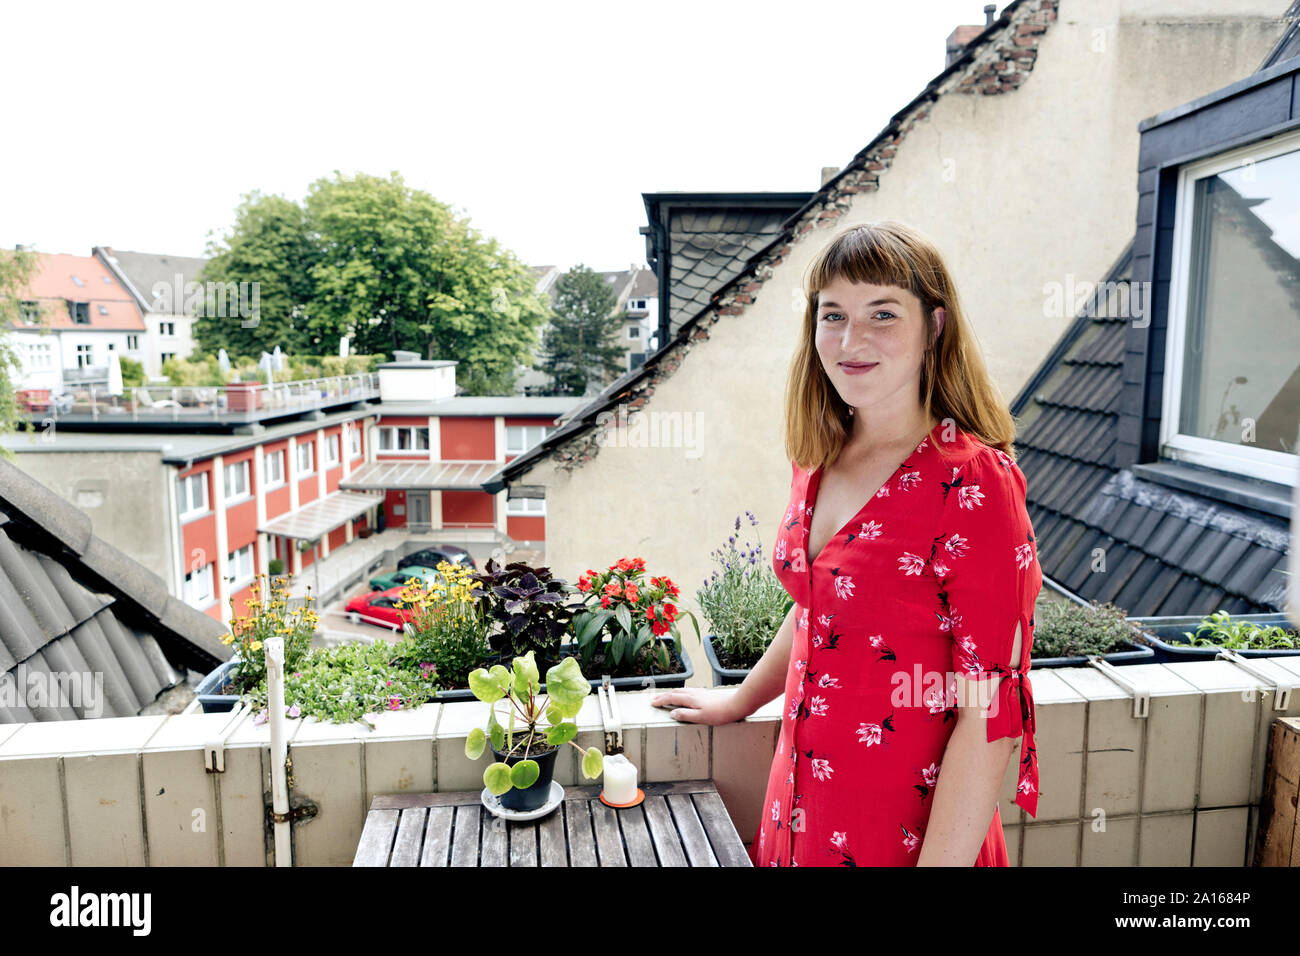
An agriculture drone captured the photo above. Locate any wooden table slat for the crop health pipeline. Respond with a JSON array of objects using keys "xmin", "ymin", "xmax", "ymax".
[
  {"xmin": 389, "ymin": 807, "xmax": 427, "ymax": 867},
  {"xmin": 538, "ymin": 809, "xmax": 567, "ymax": 865},
  {"xmin": 619, "ymin": 805, "xmax": 659, "ymax": 867},
  {"xmin": 357, "ymin": 779, "xmax": 747, "ymax": 867},
  {"xmin": 641, "ymin": 796, "xmax": 688, "ymax": 867},
  {"xmin": 667, "ymin": 793, "xmax": 719, "ymax": 867},
  {"xmin": 564, "ymin": 800, "xmax": 599, "ymax": 867},
  {"xmin": 590, "ymin": 801, "xmax": 627, "ymax": 867},
  {"xmin": 692, "ymin": 791, "xmax": 752, "ymax": 867},
  {"xmin": 509, "ymin": 821, "xmax": 538, "ymax": 866},
  {"xmin": 481, "ymin": 812, "xmax": 508, "ymax": 867},
  {"xmin": 451, "ymin": 804, "xmax": 481, "ymax": 867},
  {"xmin": 420, "ymin": 805, "xmax": 454, "ymax": 867}
]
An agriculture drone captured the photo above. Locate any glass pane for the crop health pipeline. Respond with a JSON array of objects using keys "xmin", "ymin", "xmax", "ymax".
[{"xmin": 1180, "ymin": 146, "xmax": 1300, "ymax": 453}]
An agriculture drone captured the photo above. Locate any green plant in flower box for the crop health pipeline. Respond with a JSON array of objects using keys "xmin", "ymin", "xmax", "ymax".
[
  {"xmin": 464, "ymin": 651, "xmax": 605, "ymax": 797},
  {"xmin": 570, "ymin": 556, "xmax": 700, "ymax": 675}
]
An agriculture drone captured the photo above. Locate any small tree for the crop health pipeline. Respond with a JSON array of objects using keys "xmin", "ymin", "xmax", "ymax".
[
  {"xmin": 540, "ymin": 265, "xmax": 629, "ymax": 394},
  {"xmin": 0, "ymin": 247, "xmax": 47, "ymax": 460}
]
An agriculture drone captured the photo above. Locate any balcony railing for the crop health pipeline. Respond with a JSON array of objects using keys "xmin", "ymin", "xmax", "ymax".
[{"xmin": 21, "ymin": 373, "xmax": 380, "ymax": 425}]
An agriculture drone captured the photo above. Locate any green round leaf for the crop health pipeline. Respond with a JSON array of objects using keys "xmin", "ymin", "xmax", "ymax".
[
  {"xmin": 545, "ymin": 703, "xmax": 564, "ymax": 726},
  {"xmin": 581, "ymin": 746, "xmax": 604, "ymax": 780},
  {"xmin": 544, "ymin": 656, "xmax": 590, "ymax": 718},
  {"xmin": 512, "ymin": 652, "xmax": 540, "ymax": 699},
  {"xmin": 510, "ymin": 759, "xmax": 540, "ymax": 789},
  {"xmin": 465, "ymin": 727, "xmax": 487, "ymax": 760},
  {"xmin": 468, "ymin": 667, "xmax": 506, "ymax": 703},
  {"xmin": 546, "ymin": 721, "xmax": 577, "ymax": 746},
  {"xmin": 484, "ymin": 761, "xmax": 513, "ymax": 796}
]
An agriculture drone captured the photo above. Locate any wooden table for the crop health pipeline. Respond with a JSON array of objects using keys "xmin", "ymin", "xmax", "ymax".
[{"xmin": 353, "ymin": 779, "xmax": 752, "ymax": 867}]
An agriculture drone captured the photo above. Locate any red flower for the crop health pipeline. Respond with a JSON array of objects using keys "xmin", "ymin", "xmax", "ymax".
[
  {"xmin": 601, "ymin": 595, "xmax": 612, "ymax": 609},
  {"xmin": 631, "ymin": 557, "xmax": 646, "ymax": 571},
  {"xmin": 651, "ymin": 620, "xmax": 670, "ymax": 637},
  {"xmin": 624, "ymin": 583, "xmax": 640, "ymax": 602},
  {"xmin": 577, "ymin": 576, "xmax": 591, "ymax": 593},
  {"xmin": 663, "ymin": 603, "xmax": 678, "ymax": 622},
  {"xmin": 604, "ymin": 581, "xmax": 622, "ymax": 597},
  {"xmin": 646, "ymin": 605, "xmax": 657, "ymax": 621},
  {"xmin": 615, "ymin": 557, "xmax": 633, "ymax": 572}
]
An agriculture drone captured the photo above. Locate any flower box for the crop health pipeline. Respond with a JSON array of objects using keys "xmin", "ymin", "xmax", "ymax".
[
  {"xmin": 1030, "ymin": 639, "xmax": 1155, "ymax": 669},
  {"xmin": 1129, "ymin": 612, "xmax": 1300, "ymax": 664},
  {"xmin": 702, "ymin": 634, "xmax": 754, "ymax": 685},
  {"xmin": 194, "ymin": 658, "xmax": 242, "ymax": 713}
]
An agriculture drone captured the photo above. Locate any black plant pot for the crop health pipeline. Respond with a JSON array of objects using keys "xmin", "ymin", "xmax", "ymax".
[
  {"xmin": 702, "ymin": 634, "xmax": 757, "ymax": 685},
  {"xmin": 490, "ymin": 733, "xmax": 560, "ymax": 812}
]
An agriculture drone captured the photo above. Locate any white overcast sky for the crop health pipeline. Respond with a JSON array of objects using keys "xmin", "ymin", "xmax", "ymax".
[{"xmin": 1, "ymin": 0, "xmax": 1000, "ymax": 272}]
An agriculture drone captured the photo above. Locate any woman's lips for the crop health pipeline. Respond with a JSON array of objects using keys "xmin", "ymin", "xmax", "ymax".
[{"xmin": 839, "ymin": 361, "xmax": 878, "ymax": 375}]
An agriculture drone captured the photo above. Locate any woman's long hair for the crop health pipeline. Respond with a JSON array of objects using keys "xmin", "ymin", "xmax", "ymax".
[{"xmin": 783, "ymin": 220, "xmax": 1018, "ymax": 471}]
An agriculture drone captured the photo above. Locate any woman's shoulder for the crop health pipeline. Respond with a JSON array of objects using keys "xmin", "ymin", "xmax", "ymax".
[{"xmin": 930, "ymin": 427, "xmax": 1025, "ymax": 492}]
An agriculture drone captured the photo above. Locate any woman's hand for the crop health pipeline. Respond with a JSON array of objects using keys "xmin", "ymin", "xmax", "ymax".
[{"xmin": 650, "ymin": 689, "xmax": 743, "ymax": 725}]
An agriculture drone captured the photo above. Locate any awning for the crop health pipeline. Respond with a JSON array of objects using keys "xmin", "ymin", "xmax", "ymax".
[
  {"xmin": 338, "ymin": 460, "xmax": 500, "ymax": 491},
  {"xmin": 258, "ymin": 490, "xmax": 384, "ymax": 541}
]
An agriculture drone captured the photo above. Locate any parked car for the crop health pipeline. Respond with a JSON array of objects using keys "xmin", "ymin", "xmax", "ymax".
[
  {"xmin": 345, "ymin": 586, "xmax": 420, "ymax": 631},
  {"xmin": 397, "ymin": 545, "xmax": 476, "ymax": 572},
  {"xmin": 368, "ymin": 565, "xmax": 444, "ymax": 592}
]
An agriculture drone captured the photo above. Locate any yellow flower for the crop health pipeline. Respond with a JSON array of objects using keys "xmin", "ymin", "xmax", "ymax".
[
  {"xmin": 250, "ymin": 640, "xmax": 263, "ymax": 651},
  {"xmin": 221, "ymin": 634, "xmax": 234, "ymax": 645}
]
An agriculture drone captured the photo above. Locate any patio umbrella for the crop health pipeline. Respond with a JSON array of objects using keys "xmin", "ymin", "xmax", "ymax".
[
  {"xmin": 106, "ymin": 351, "xmax": 123, "ymax": 396},
  {"xmin": 339, "ymin": 336, "xmax": 349, "ymax": 358},
  {"xmin": 258, "ymin": 351, "xmax": 274, "ymax": 383},
  {"xmin": 272, "ymin": 345, "xmax": 284, "ymax": 371},
  {"xmin": 218, "ymin": 348, "xmax": 230, "ymax": 375}
]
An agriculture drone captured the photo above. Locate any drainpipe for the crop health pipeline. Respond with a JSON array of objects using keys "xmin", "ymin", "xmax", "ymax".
[{"xmin": 266, "ymin": 637, "xmax": 292, "ymax": 866}]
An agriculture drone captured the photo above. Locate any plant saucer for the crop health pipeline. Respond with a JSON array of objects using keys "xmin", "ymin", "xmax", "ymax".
[
  {"xmin": 480, "ymin": 780, "xmax": 564, "ymax": 821},
  {"xmin": 598, "ymin": 787, "xmax": 645, "ymax": 809}
]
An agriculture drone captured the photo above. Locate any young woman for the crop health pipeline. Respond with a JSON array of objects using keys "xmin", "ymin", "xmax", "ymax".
[{"xmin": 652, "ymin": 220, "xmax": 1042, "ymax": 866}]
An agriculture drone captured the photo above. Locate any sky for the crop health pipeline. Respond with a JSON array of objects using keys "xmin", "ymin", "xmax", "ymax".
[{"xmin": 0, "ymin": 0, "xmax": 1001, "ymax": 273}]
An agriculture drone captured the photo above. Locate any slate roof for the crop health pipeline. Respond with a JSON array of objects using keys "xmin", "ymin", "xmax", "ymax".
[
  {"xmin": 93, "ymin": 247, "xmax": 210, "ymax": 315},
  {"xmin": 0, "ymin": 458, "xmax": 230, "ymax": 722},
  {"xmin": 1010, "ymin": 244, "xmax": 1292, "ymax": 616}
]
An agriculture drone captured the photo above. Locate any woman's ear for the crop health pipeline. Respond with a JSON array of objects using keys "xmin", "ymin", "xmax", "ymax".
[{"xmin": 932, "ymin": 306, "xmax": 947, "ymax": 340}]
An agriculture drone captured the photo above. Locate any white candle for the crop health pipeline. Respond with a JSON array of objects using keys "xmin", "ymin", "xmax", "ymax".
[{"xmin": 602, "ymin": 753, "xmax": 638, "ymax": 804}]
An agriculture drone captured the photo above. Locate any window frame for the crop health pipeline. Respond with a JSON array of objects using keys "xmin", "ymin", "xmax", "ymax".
[
  {"xmin": 506, "ymin": 495, "xmax": 546, "ymax": 516},
  {"xmin": 227, "ymin": 543, "xmax": 255, "ymax": 589},
  {"xmin": 377, "ymin": 425, "xmax": 429, "ymax": 454},
  {"xmin": 264, "ymin": 449, "xmax": 285, "ymax": 489},
  {"xmin": 178, "ymin": 472, "xmax": 209, "ymax": 521},
  {"xmin": 325, "ymin": 433, "xmax": 340, "ymax": 467},
  {"xmin": 223, "ymin": 459, "xmax": 251, "ymax": 503},
  {"xmin": 348, "ymin": 425, "xmax": 362, "ymax": 460},
  {"xmin": 184, "ymin": 562, "xmax": 216, "ymax": 609},
  {"xmin": 296, "ymin": 440, "xmax": 314, "ymax": 476},
  {"xmin": 505, "ymin": 424, "xmax": 553, "ymax": 456},
  {"xmin": 1160, "ymin": 126, "xmax": 1300, "ymax": 487}
]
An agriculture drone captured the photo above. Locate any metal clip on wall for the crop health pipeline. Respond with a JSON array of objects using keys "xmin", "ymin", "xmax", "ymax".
[
  {"xmin": 203, "ymin": 702, "xmax": 250, "ymax": 773},
  {"xmin": 1087, "ymin": 657, "xmax": 1151, "ymax": 718},
  {"xmin": 1215, "ymin": 649, "xmax": 1295, "ymax": 711},
  {"xmin": 597, "ymin": 677, "xmax": 624, "ymax": 754}
]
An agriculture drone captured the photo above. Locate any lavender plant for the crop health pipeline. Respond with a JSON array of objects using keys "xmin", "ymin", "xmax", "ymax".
[{"xmin": 695, "ymin": 512, "xmax": 792, "ymax": 669}]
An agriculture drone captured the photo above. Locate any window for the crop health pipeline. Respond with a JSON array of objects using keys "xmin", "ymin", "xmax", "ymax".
[
  {"xmin": 629, "ymin": 298, "xmax": 647, "ymax": 310},
  {"xmin": 377, "ymin": 426, "xmax": 429, "ymax": 452},
  {"xmin": 1163, "ymin": 129, "xmax": 1300, "ymax": 485},
  {"xmin": 19, "ymin": 301, "xmax": 39, "ymax": 325},
  {"xmin": 227, "ymin": 543, "xmax": 255, "ymax": 588},
  {"xmin": 178, "ymin": 472, "xmax": 209, "ymax": 520},
  {"xmin": 224, "ymin": 460, "xmax": 250, "ymax": 501},
  {"xmin": 127, "ymin": 334, "xmax": 139, "ymax": 350},
  {"xmin": 70, "ymin": 302, "xmax": 90, "ymax": 324},
  {"xmin": 297, "ymin": 441, "xmax": 314, "ymax": 474},
  {"xmin": 184, "ymin": 563, "xmax": 215, "ymax": 608},
  {"xmin": 628, "ymin": 325, "xmax": 639, "ymax": 339},
  {"xmin": 76, "ymin": 344, "xmax": 94, "ymax": 368},
  {"xmin": 264, "ymin": 449, "xmax": 285, "ymax": 487},
  {"xmin": 101, "ymin": 275, "xmax": 112, "ymax": 285},
  {"xmin": 506, "ymin": 496, "xmax": 546, "ymax": 516},
  {"xmin": 160, "ymin": 352, "xmax": 175, "ymax": 364},
  {"xmin": 25, "ymin": 342, "xmax": 53, "ymax": 370},
  {"xmin": 71, "ymin": 275, "xmax": 84, "ymax": 288},
  {"xmin": 160, "ymin": 321, "xmax": 176, "ymax": 336},
  {"xmin": 506, "ymin": 425, "xmax": 552, "ymax": 456},
  {"xmin": 325, "ymin": 433, "xmax": 340, "ymax": 466},
  {"xmin": 97, "ymin": 304, "xmax": 108, "ymax": 316},
  {"xmin": 347, "ymin": 426, "xmax": 361, "ymax": 460}
]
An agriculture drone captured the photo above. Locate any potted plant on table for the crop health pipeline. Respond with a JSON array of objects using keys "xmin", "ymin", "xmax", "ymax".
[
  {"xmin": 464, "ymin": 651, "xmax": 605, "ymax": 812},
  {"xmin": 569, "ymin": 557, "xmax": 699, "ymax": 688},
  {"xmin": 696, "ymin": 512, "xmax": 792, "ymax": 684}
]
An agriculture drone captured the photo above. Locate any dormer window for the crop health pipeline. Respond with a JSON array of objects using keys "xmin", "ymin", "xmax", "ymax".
[
  {"xmin": 69, "ymin": 301, "xmax": 90, "ymax": 324},
  {"xmin": 1161, "ymin": 128, "xmax": 1300, "ymax": 486}
]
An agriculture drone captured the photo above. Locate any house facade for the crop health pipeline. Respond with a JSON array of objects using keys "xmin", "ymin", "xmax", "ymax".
[
  {"xmin": 485, "ymin": 0, "xmax": 1293, "ymax": 658},
  {"xmin": 93, "ymin": 247, "xmax": 204, "ymax": 378}
]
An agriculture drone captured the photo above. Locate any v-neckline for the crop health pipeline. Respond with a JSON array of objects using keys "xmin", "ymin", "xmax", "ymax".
[{"xmin": 803, "ymin": 430, "xmax": 940, "ymax": 568}]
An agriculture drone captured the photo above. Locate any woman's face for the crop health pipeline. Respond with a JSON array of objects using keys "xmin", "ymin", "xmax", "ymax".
[{"xmin": 813, "ymin": 275, "xmax": 931, "ymax": 419}]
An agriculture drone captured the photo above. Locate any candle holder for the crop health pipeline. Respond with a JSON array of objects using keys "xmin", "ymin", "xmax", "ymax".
[
  {"xmin": 599, "ymin": 787, "xmax": 645, "ymax": 808},
  {"xmin": 599, "ymin": 752, "xmax": 642, "ymax": 807}
]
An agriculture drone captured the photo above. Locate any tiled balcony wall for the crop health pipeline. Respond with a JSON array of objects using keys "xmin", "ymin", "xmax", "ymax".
[{"xmin": 2, "ymin": 657, "xmax": 1298, "ymax": 866}]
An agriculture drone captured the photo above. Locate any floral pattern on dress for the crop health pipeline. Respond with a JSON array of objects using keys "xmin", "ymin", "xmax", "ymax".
[{"xmin": 749, "ymin": 429, "xmax": 1043, "ymax": 867}]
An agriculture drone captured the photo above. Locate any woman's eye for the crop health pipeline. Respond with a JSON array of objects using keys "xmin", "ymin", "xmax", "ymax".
[
  {"xmin": 821, "ymin": 312, "xmax": 844, "ymax": 322},
  {"xmin": 874, "ymin": 311, "xmax": 896, "ymax": 321}
]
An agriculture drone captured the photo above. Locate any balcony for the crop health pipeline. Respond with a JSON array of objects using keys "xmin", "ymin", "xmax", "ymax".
[{"xmin": 21, "ymin": 373, "xmax": 381, "ymax": 427}]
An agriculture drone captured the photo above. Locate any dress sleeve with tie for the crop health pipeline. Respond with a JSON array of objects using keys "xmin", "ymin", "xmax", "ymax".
[{"xmin": 935, "ymin": 444, "xmax": 1042, "ymax": 818}]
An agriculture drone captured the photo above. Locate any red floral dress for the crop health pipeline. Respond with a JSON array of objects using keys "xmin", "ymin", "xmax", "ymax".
[{"xmin": 750, "ymin": 425, "xmax": 1042, "ymax": 867}]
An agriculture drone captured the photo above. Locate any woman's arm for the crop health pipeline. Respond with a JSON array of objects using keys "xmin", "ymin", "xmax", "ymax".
[
  {"xmin": 915, "ymin": 622, "xmax": 1022, "ymax": 866},
  {"xmin": 652, "ymin": 600, "xmax": 797, "ymax": 724}
]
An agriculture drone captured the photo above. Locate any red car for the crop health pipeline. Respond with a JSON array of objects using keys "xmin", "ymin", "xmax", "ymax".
[{"xmin": 345, "ymin": 586, "xmax": 419, "ymax": 631}]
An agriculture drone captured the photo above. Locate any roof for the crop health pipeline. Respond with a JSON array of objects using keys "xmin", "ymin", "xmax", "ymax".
[
  {"xmin": 1010, "ymin": 244, "xmax": 1292, "ymax": 616},
  {"xmin": 93, "ymin": 247, "xmax": 210, "ymax": 315},
  {"xmin": 340, "ymin": 460, "xmax": 501, "ymax": 491},
  {"xmin": 0, "ymin": 458, "xmax": 230, "ymax": 722},
  {"xmin": 257, "ymin": 489, "xmax": 383, "ymax": 540},
  {"xmin": 488, "ymin": 0, "xmax": 1051, "ymax": 490},
  {"xmin": 373, "ymin": 397, "xmax": 583, "ymax": 417},
  {"xmin": 9, "ymin": 252, "xmax": 146, "ymax": 332}
]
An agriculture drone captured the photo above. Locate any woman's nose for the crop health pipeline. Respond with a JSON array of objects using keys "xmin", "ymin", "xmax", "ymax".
[{"xmin": 839, "ymin": 315, "xmax": 872, "ymax": 349}]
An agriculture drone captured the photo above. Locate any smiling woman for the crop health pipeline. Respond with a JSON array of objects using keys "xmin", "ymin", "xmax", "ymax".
[{"xmin": 655, "ymin": 221, "xmax": 1043, "ymax": 867}]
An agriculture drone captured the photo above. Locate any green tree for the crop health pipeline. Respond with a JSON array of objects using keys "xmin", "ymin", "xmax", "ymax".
[
  {"xmin": 0, "ymin": 247, "xmax": 46, "ymax": 461},
  {"xmin": 540, "ymin": 265, "xmax": 629, "ymax": 394}
]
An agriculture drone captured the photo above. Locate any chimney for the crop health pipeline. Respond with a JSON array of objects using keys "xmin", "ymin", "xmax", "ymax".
[
  {"xmin": 945, "ymin": 5, "xmax": 996, "ymax": 67},
  {"xmin": 821, "ymin": 166, "xmax": 841, "ymax": 187}
]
